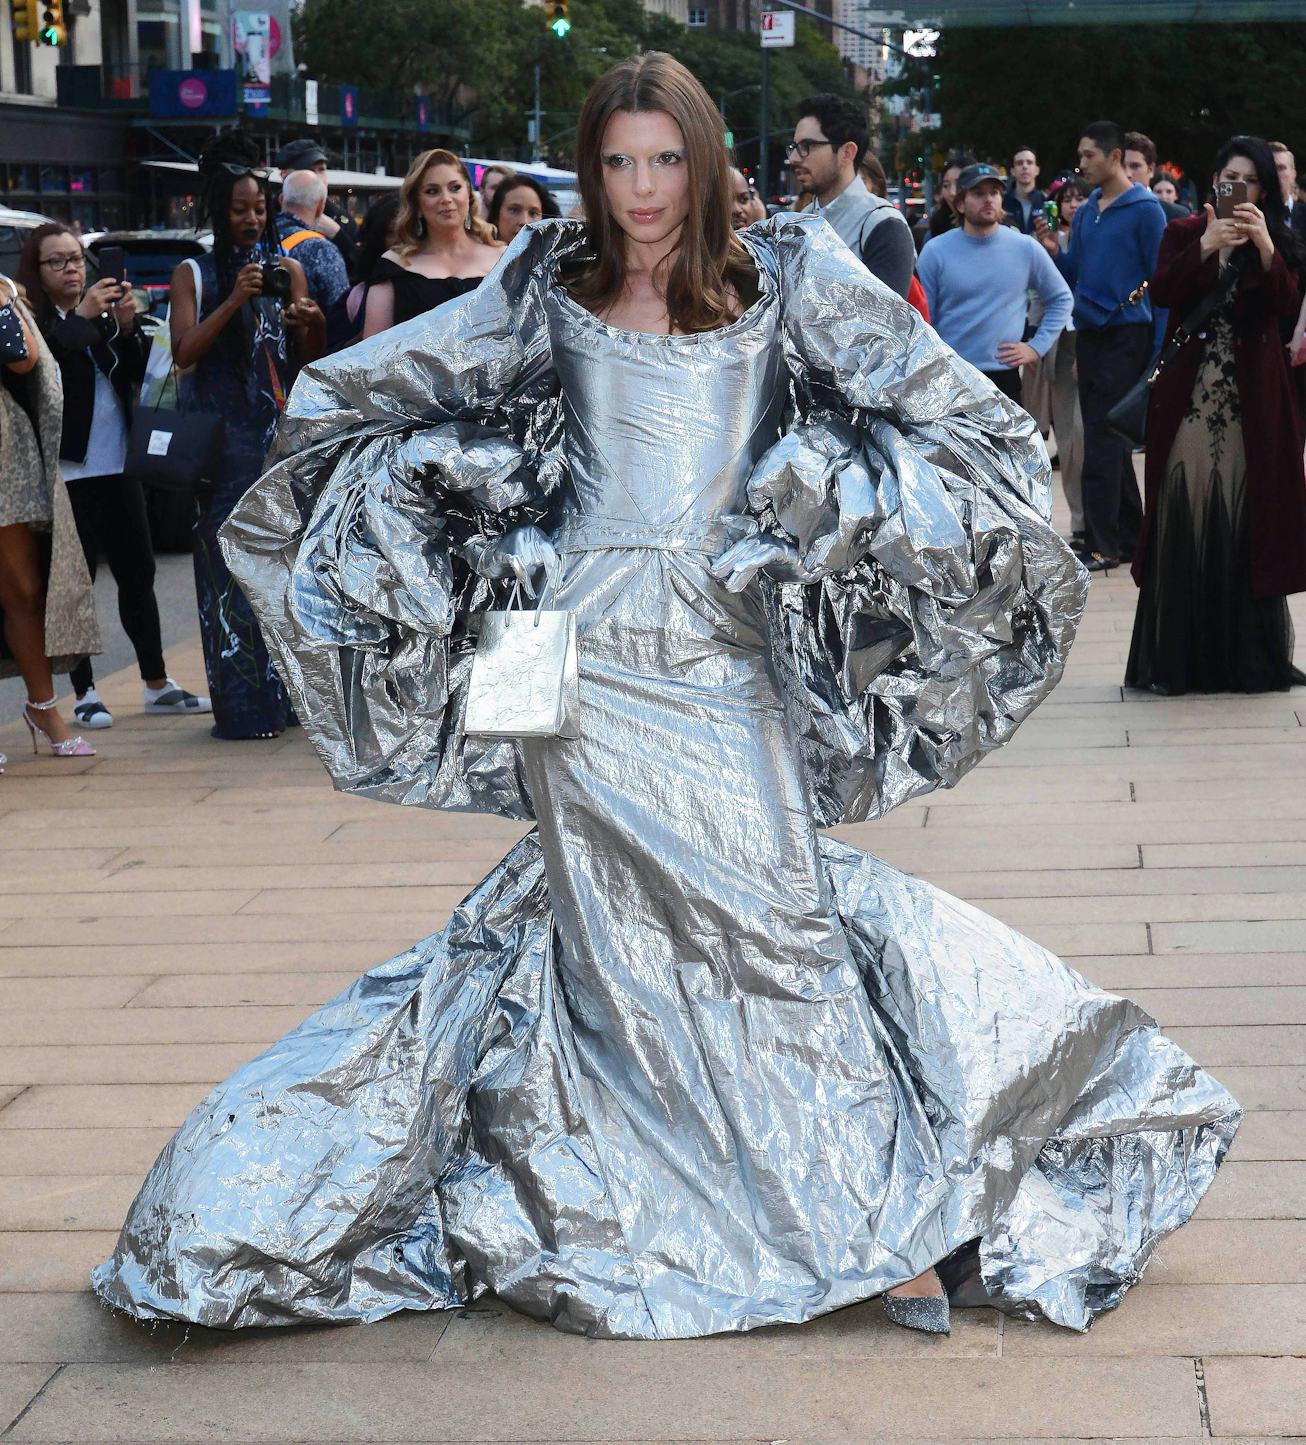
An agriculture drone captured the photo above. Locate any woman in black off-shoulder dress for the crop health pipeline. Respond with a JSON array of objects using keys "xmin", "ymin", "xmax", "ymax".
[{"xmin": 362, "ymin": 148, "xmax": 502, "ymax": 336}]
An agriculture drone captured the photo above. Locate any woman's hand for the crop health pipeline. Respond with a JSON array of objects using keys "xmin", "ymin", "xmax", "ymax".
[
  {"xmin": 466, "ymin": 525, "xmax": 559, "ymax": 599},
  {"xmin": 1032, "ymin": 215, "xmax": 1060, "ymax": 256},
  {"xmin": 228, "ymin": 262, "xmax": 265, "ymax": 308},
  {"xmin": 1199, "ymin": 203, "xmax": 1246, "ymax": 262},
  {"xmin": 1233, "ymin": 201, "xmax": 1275, "ymax": 269},
  {"xmin": 282, "ymin": 296, "xmax": 323, "ymax": 332},
  {"xmin": 113, "ymin": 286, "xmax": 138, "ymax": 330},
  {"xmin": 74, "ymin": 277, "xmax": 125, "ymax": 321},
  {"xmin": 709, "ymin": 535, "xmax": 821, "ymax": 592}
]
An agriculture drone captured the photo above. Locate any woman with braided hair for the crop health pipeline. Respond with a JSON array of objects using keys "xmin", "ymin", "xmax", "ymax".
[{"xmin": 169, "ymin": 128, "xmax": 324, "ymax": 739}]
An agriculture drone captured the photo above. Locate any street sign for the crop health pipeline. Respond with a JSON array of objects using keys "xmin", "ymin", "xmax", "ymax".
[{"xmin": 760, "ymin": 10, "xmax": 794, "ymax": 46}]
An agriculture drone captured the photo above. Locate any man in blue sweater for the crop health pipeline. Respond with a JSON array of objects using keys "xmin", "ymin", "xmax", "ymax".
[
  {"xmin": 1037, "ymin": 120, "xmax": 1166, "ymax": 571},
  {"xmin": 919, "ymin": 163, "xmax": 1072, "ymax": 404}
]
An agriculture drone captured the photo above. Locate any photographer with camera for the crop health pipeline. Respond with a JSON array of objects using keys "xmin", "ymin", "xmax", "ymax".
[
  {"xmin": 168, "ymin": 129, "xmax": 323, "ymax": 741},
  {"xmin": 17, "ymin": 223, "xmax": 209, "ymax": 731}
]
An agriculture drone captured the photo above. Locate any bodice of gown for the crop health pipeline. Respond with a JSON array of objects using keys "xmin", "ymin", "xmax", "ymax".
[{"xmin": 544, "ymin": 281, "xmax": 788, "ymax": 534}]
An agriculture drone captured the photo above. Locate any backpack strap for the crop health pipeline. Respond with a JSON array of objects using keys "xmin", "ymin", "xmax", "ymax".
[{"xmin": 279, "ymin": 229, "xmax": 320, "ymax": 254}]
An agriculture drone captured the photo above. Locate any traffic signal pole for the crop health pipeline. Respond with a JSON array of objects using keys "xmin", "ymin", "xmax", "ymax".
[{"xmin": 755, "ymin": 1, "xmax": 908, "ymax": 200}]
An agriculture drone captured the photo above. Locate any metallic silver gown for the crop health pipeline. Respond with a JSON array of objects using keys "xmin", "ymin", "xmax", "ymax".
[{"xmin": 92, "ymin": 217, "xmax": 1241, "ymax": 1340}]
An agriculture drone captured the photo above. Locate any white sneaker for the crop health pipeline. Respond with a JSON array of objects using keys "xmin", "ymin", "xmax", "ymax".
[
  {"xmin": 73, "ymin": 688, "xmax": 114, "ymax": 729},
  {"xmin": 143, "ymin": 678, "xmax": 212, "ymax": 715}
]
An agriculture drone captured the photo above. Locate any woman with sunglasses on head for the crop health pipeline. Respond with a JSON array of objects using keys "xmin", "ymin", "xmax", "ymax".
[
  {"xmin": 99, "ymin": 55, "xmax": 1238, "ymax": 1348},
  {"xmin": 361, "ymin": 149, "xmax": 503, "ymax": 338},
  {"xmin": 16, "ymin": 224, "xmax": 209, "ymax": 731},
  {"xmin": 1127, "ymin": 134, "xmax": 1306, "ymax": 694},
  {"xmin": 0, "ymin": 274, "xmax": 99, "ymax": 763},
  {"xmin": 168, "ymin": 129, "xmax": 324, "ymax": 740}
]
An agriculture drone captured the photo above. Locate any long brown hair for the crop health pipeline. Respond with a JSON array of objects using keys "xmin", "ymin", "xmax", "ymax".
[
  {"xmin": 15, "ymin": 222, "xmax": 78, "ymax": 331},
  {"xmin": 569, "ymin": 52, "xmax": 756, "ymax": 334},
  {"xmin": 394, "ymin": 149, "xmax": 497, "ymax": 259}
]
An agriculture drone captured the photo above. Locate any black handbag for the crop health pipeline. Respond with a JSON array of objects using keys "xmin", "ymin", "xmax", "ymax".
[
  {"xmin": 126, "ymin": 370, "xmax": 224, "ymax": 495},
  {"xmin": 1105, "ymin": 264, "xmax": 1240, "ymax": 447}
]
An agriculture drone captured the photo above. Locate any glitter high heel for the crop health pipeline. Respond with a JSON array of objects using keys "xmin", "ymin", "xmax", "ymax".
[
  {"xmin": 882, "ymin": 1273, "xmax": 951, "ymax": 1336},
  {"xmin": 23, "ymin": 697, "xmax": 96, "ymax": 758}
]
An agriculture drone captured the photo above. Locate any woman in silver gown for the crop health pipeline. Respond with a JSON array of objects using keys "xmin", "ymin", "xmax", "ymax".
[{"xmin": 93, "ymin": 55, "xmax": 1240, "ymax": 1342}]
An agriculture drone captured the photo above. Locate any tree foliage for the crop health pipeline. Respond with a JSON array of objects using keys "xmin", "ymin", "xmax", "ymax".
[
  {"xmin": 296, "ymin": 0, "xmax": 859, "ymax": 169},
  {"xmin": 927, "ymin": 21, "xmax": 1306, "ymax": 184}
]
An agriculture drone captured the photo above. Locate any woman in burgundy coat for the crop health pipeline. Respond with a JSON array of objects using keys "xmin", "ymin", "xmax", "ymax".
[{"xmin": 1127, "ymin": 135, "xmax": 1306, "ymax": 694}]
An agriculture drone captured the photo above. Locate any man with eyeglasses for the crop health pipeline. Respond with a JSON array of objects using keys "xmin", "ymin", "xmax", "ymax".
[{"xmin": 789, "ymin": 95, "xmax": 915, "ymax": 299}]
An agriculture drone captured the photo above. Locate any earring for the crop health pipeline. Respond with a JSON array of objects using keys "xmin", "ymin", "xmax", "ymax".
[
  {"xmin": 464, "ymin": 211, "xmax": 472, "ymax": 231},
  {"xmin": 416, "ymin": 216, "xmax": 425, "ymax": 237}
]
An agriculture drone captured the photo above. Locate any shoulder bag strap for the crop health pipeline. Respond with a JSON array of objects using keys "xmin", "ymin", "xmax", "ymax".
[{"xmin": 1145, "ymin": 260, "xmax": 1240, "ymax": 387}]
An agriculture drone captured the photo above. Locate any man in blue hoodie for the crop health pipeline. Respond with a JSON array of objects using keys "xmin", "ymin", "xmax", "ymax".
[{"xmin": 1037, "ymin": 120, "xmax": 1166, "ymax": 571}]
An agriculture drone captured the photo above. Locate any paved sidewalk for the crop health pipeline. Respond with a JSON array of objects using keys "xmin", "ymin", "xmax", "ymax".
[{"xmin": 0, "ymin": 565, "xmax": 1302, "ymax": 1442}]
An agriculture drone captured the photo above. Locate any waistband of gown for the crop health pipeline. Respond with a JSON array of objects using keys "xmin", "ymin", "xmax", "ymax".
[{"xmin": 552, "ymin": 513, "xmax": 758, "ymax": 555}]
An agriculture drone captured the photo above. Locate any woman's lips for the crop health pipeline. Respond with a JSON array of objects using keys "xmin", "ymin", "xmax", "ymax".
[{"xmin": 628, "ymin": 208, "xmax": 664, "ymax": 223}]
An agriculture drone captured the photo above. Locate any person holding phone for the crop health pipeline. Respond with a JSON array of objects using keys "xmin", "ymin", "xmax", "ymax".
[
  {"xmin": 1126, "ymin": 135, "xmax": 1306, "ymax": 694},
  {"xmin": 16, "ymin": 224, "xmax": 209, "ymax": 729},
  {"xmin": 168, "ymin": 128, "xmax": 323, "ymax": 740}
]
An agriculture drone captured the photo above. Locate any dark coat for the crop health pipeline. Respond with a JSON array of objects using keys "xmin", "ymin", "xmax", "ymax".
[
  {"xmin": 1133, "ymin": 213, "xmax": 1306, "ymax": 599},
  {"xmin": 39, "ymin": 307, "xmax": 149, "ymax": 465}
]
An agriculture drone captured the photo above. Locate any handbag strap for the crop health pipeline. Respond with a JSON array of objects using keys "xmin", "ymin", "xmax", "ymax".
[{"xmin": 1146, "ymin": 261, "xmax": 1241, "ymax": 387}]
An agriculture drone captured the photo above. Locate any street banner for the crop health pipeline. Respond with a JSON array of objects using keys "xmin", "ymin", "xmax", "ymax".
[
  {"xmin": 417, "ymin": 96, "xmax": 431, "ymax": 132},
  {"xmin": 305, "ymin": 78, "xmax": 319, "ymax": 126},
  {"xmin": 232, "ymin": 11, "xmax": 272, "ymax": 114},
  {"xmin": 340, "ymin": 84, "xmax": 359, "ymax": 127},
  {"xmin": 148, "ymin": 68, "xmax": 238, "ymax": 118}
]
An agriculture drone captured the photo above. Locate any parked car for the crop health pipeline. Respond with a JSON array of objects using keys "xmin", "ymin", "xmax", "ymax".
[{"xmin": 84, "ymin": 229, "xmax": 211, "ymax": 319}]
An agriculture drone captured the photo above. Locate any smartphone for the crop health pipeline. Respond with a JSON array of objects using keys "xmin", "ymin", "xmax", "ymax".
[
  {"xmin": 96, "ymin": 245, "xmax": 127, "ymax": 284},
  {"xmin": 1215, "ymin": 180, "xmax": 1248, "ymax": 220}
]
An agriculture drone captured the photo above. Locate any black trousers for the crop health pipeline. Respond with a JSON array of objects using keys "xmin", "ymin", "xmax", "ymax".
[
  {"xmin": 981, "ymin": 368, "xmax": 1023, "ymax": 403},
  {"xmin": 65, "ymin": 473, "xmax": 166, "ymax": 694},
  {"xmin": 1076, "ymin": 323, "xmax": 1152, "ymax": 561}
]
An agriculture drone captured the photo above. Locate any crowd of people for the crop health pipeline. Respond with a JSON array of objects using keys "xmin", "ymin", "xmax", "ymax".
[{"xmin": 2, "ymin": 96, "xmax": 1305, "ymax": 773}]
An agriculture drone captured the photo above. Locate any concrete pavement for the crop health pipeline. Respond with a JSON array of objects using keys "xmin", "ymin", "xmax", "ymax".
[{"xmin": 0, "ymin": 561, "xmax": 1301, "ymax": 1442}]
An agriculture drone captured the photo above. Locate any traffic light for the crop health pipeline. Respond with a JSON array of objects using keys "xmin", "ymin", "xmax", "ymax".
[
  {"xmin": 544, "ymin": 0, "xmax": 570, "ymax": 38},
  {"xmin": 37, "ymin": 0, "xmax": 67, "ymax": 45},
  {"xmin": 11, "ymin": 0, "xmax": 38, "ymax": 43}
]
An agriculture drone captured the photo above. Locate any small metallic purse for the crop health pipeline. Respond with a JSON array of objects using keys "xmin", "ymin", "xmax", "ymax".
[{"xmin": 464, "ymin": 579, "xmax": 580, "ymax": 740}]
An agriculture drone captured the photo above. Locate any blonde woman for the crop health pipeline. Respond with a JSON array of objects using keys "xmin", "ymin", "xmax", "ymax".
[{"xmin": 362, "ymin": 149, "xmax": 503, "ymax": 337}]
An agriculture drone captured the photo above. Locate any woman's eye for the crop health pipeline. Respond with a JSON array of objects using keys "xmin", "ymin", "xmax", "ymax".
[
  {"xmin": 602, "ymin": 155, "xmax": 631, "ymax": 170},
  {"xmin": 655, "ymin": 152, "xmax": 685, "ymax": 167}
]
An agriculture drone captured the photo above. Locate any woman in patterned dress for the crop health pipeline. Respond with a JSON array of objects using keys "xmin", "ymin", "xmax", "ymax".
[
  {"xmin": 168, "ymin": 130, "xmax": 325, "ymax": 738},
  {"xmin": 1128, "ymin": 135, "xmax": 1306, "ymax": 693}
]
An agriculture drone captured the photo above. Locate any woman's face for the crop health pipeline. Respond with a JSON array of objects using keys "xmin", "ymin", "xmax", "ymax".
[
  {"xmin": 1060, "ymin": 190, "xmax": 1085, "ymax": 226},
  {"xmin": 1213, "ymin": 154, "xmax": 1262, "ymax": 206},
  {"xmin": 228, "ymin": 175, "xmax": 267, "ymax": 249},
  {"xmin": 417, "ymin": 163, "xmax": 470, "ymax": 236},
  {"xmin": 1152, "ymin": 178, "xmax": 1178, "ymax": 204},
  {"xmin": 599, "ymin": 108, "xmax": 690, "ymax": 250},
  {"xmin": 496, "ymin": 183, "xmax": 544, "ymax": 245},
  {"xmin": 36, "ymin": 231, "xmax": 86, "ymax": 309}
]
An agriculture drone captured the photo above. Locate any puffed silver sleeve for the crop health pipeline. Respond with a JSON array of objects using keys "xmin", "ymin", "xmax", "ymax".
[
  {"xmin": 750, "ymin": 213, "xmax": 1089, "ymax": 825},
  {"xmin": 220, "ymin": 221, "xmax": 581, "ymax": 818}
]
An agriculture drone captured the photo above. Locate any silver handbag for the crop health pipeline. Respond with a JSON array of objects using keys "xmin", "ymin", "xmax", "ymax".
[{"xmin": 464, "ymin": 580, "xmax": 580, "ymax": 740}]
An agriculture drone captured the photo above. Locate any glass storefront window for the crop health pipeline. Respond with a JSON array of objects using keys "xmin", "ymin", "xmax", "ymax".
[
  {"xmin": 40, "ymin": 167, "xmax": 69, "ymax": 194},
  {"xmin": 70, "ymin": 169, "xmax": 96, "ymax": 196}
]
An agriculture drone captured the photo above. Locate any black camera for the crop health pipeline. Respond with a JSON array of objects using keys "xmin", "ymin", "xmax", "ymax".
[{"xmin": 260, "ymin": 260, "xmax": 293, "ymax": 306}]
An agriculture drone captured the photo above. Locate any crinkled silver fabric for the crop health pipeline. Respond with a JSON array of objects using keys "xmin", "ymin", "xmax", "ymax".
[{"xmin": 92, "ymin": 216, "xmax": 1240, "ymax": 1339}]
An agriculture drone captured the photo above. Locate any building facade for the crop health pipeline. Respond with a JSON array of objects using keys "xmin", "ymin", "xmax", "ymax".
[{"xmin": 1, "ymin": 0, "xmax": 468, "ymax": 230}]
